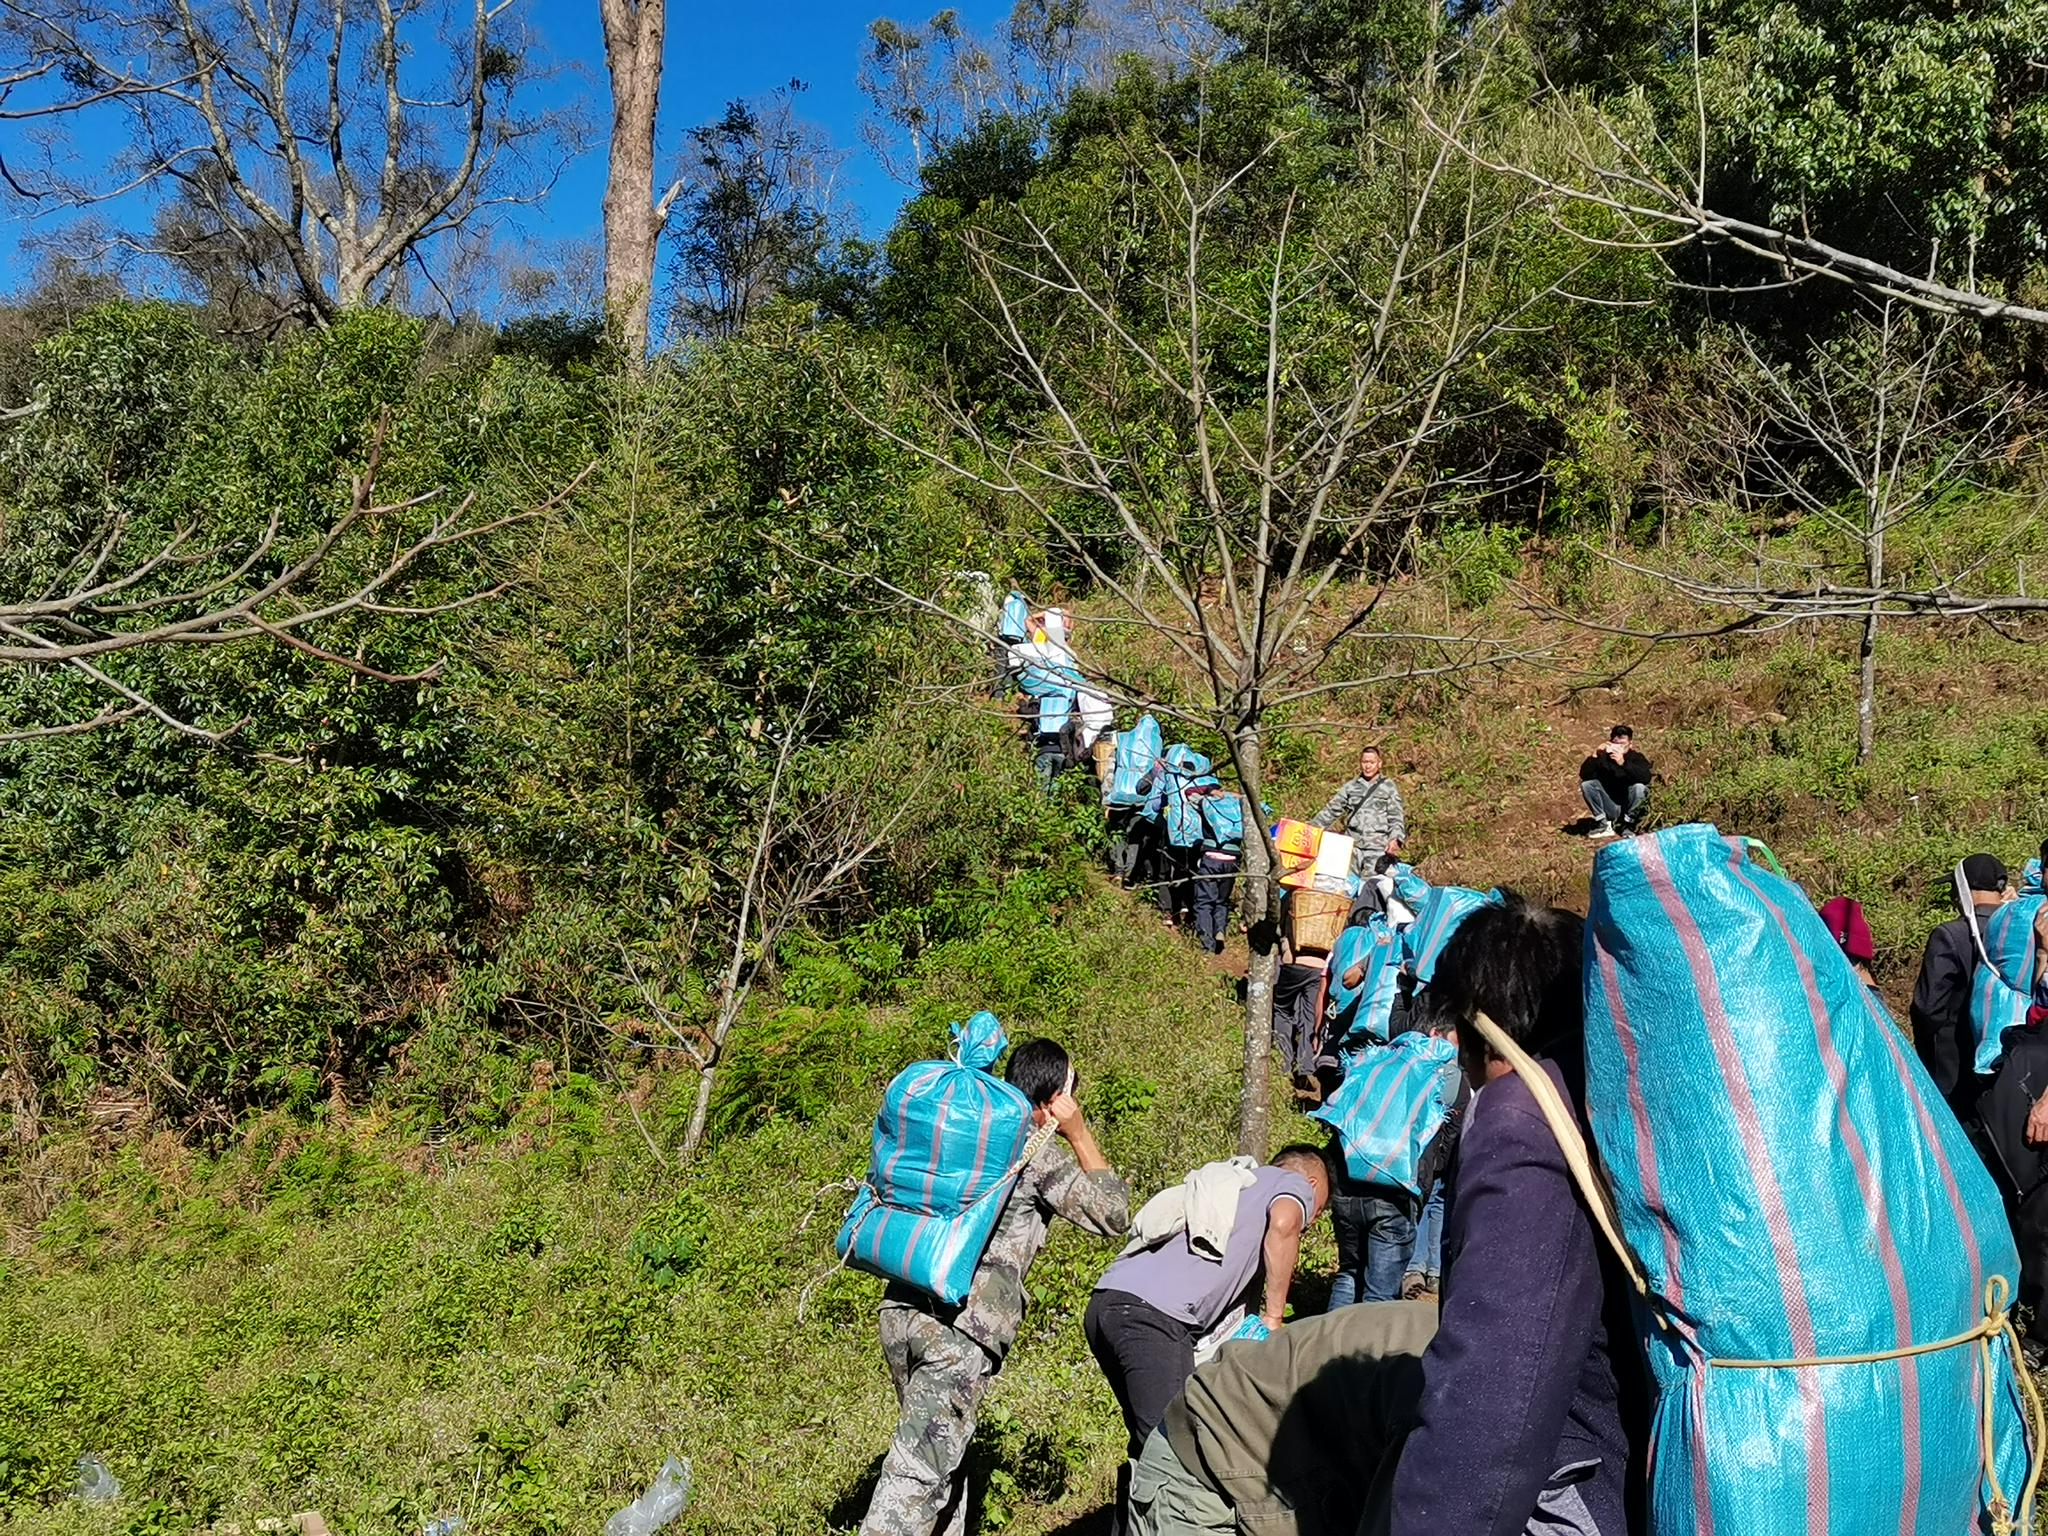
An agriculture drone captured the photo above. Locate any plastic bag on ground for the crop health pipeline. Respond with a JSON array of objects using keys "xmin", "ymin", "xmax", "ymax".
[
  {"xmin": 69, "ymin": 1455, "xmax": 119, "ymax": 1501},
  {"xmin": 603, "ymin": 1456, "xmax": 691, "ymax": 1536}
]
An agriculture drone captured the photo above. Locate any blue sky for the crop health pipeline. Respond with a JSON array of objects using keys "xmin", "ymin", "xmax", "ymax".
[{"xmin": 0, "ymin": 0, "xmax": 1014, "ymax": 302}]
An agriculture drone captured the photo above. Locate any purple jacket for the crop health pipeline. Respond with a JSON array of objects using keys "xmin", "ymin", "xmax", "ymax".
[{"xmin": 1389, "ymin": 1056, "xmax": 1646, "ymax": 1536}]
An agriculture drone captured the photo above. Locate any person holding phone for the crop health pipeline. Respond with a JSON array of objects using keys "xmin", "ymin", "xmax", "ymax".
[{"xmin": 1577, "ymin": 725, "xmax": 1651, "ymax": 840}]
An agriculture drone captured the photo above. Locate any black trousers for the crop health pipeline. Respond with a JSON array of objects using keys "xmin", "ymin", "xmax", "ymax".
[
  {"xmin": 1977, "ymin": 1029, "xmax": 2048, "ymax": 1321},
  {"xmin": 1154, "ymin": 844, "xmax": 1195, "ymax": 922},
  {"xmin": 1084, "ymin": 1289, "xmax": 1199, "ymax": 1536}
]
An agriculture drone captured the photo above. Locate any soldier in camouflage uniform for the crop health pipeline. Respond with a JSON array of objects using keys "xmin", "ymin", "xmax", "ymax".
[
  {"xmin": 1310, "ymin": 744, "xmax": 1407, "ymax": 878},
  {"xmin": 861, "ymin": 1038, "xmax": 1131, "ymax": 1536}
]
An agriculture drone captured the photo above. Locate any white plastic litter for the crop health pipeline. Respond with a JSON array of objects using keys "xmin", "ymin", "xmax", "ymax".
[
  {"xmin": 603, "ymin": 1456, "xmax": 691, "ymax": 1536},
  {"xmin": 70, "ymin": 1455, "xmax": 120, "ymax": 1501}
]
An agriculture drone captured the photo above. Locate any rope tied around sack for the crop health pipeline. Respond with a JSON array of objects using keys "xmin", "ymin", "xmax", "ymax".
[{"xmin": 1468, "ymin": 1009, "xmax": 2048, "ymax": 1535}]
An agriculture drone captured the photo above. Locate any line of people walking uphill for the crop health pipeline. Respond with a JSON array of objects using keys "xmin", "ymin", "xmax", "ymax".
[{"xmin": 835, "ymin": 584, "xmax": 2036, "ymax": 1536}]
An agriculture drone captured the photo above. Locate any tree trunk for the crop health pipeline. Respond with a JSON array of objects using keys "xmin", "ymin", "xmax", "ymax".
[
  {"xmin": 682, "ymin": 1056, "xmax": 716, "ymax": 1154},
  {"xmin": 600, "ymin": 0, "xmax": 667, "ymax": 360},
  {"xmin": 1856, "ymin": 526, "xmax": 1883, "ymax": 763},
  {"xmin": 1234, "ymin": 725, "xmax": 1275, "ymax": 1158}
]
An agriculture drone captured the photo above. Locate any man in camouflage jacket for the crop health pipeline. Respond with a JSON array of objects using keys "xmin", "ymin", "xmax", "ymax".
[
  {"xmin": 861, "ymin": 1038, "xmax": 1131, "ymax": 1536},
  {"xmin": 1310, "ymin": 744, "xmax": 1407, "ymax": 878}
]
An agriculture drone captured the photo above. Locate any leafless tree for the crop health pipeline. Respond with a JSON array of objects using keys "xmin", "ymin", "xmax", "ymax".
[
  {"xmin": 0, "ymin": 0, "xmax": 583, "ymax": 325},
  {"xmin": 0, "ymin": 412, "xmax": 592, "ymax": 740},
  {"xmin": 858, "ymin": 0, "xmax": 1120, "ymax": 183},
  {"xmin": 1542, "ymin": 305, "xmax": 2042, "ymax": 759},
  {"xmin": 1414, "ymin": 51, "xmax": 2048, "ymax": 330},
  {"xmin": 599, "ymin": 0, "xmax": 680, "ymax": 360},
  {"xmin": 606, "ymin": 687, "xmax": 924, "ymax": 1157},
  {"xmin": 851, "ymin": 67, "xmax": 1598, "ymax": 1153}
]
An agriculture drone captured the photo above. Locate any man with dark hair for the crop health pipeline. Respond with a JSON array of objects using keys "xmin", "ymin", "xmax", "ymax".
[
  {"xmin": 1121, "ymin": 895, "xmax": 1646, "ymax": 1536},
  {"xmin": 1390, "ymin": 895, "xmax": 1644, "ymax": 1536},
  {"xmin": 1085, "ymin": 1144, "xmax": 1332, "ymax": 1536},
  {"xmin": 862, "ymin": 1039, "xmax": 1130, "ymax": 1536},
  {"xmin": 1312, "ymin": 744, "xmax": 1407, "ymax": 877},
  {"xmin": 1578, "ymin": 725, "xmax": 1651, "ymax": 840},
  {"xmin": 1911, "ymin": 851, "xmax": 2011, "ymax": 1125}
]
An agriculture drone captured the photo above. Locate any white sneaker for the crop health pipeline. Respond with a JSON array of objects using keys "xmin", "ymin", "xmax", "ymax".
[{"xmin": 1587, "ymin": 820, "xmax": 1617, "ymax": 840}]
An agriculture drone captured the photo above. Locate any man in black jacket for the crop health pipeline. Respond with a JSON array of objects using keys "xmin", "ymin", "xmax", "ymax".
[
  {"xmin": 1911, "ymin": 851, "xmax": 2011, "ymax": 1126},
  {"xmin": 1578, "ymin": 725, "xmax": 1652, "ymax": 839}
]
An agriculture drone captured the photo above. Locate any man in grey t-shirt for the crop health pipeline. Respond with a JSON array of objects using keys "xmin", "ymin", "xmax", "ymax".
[{"xmin": 1083, "ymin": 1146, "xmax": 1332, "ymax": 1536}]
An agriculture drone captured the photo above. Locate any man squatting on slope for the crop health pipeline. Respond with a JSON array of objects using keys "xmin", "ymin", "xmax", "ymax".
[
  {"xmin": 861, "ymin": 1039, "xmax": 1131, "ymax": 1536},
  {"xmin": 1578, "ymin": 725, "xmax": 1651, "ymax": 840},
  {"xmin": 1124, "ymin": 895, "xmax": 1648, "ymax": 1536}
]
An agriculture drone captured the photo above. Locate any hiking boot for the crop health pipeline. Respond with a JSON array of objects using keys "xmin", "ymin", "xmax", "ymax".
[{"xmin": 1587, "ymin": 819, "xmax": 1616, "ymax": 840}]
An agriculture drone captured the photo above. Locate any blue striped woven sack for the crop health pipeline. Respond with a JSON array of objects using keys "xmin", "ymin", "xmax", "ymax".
[
  {"xmin": 1404, "ymin": 885, "xmax": 1503, "ymax": 984},
  {"xmin": 1388, "ymin": 863, "xmax": 1429, "ymax": 913},
  {"xmin": 2023, "ymin": 858, "xmax": 2044, "ymax": 898},
  {"xmin": 1584, "ymin": 825, "xmax": 2032, "ymax": 1536},
  {"xmin": 1325, "ymin": 916, "xmax": 1403, "ymax": 1054},
  {"xmin": 1104, "ymin": 715, "xmax": 1163, "ymax": 807},
  {"xmin": 1312, "ymin": 1031, "xmax": 1459, "ymax": 1196},
  {"xmin": 998, "ymin": 590, "xmax": 1030, "ymax": 643},
  {"xmin": 836, "ymin": 1011, "xmax": 1035, "ymax": 1305},
  {"xmin": 1160, "ymin": 746, "xmax": 1218, "ymax": 848},
  {"xmin": 1969, "ymin": 895, "xmax": 2045, "ymax": 1074}
]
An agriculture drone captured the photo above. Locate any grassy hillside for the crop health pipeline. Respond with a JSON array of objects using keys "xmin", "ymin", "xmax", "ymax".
[
  {"xmin": 0, "ymin": 870, "xmax": 1332, "ymax": 1535},
  {"xmin": 6, "ymin": 571, "xmax": 2048, "ymax": 1533}
]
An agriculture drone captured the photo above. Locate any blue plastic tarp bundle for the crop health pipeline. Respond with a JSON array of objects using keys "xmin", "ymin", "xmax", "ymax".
[
  {"xmin": 998, "ymin": 590, "xmax": 1031, "ymax": 643},
  {"xmin": 1970, "ymin": 895, "xmax": 2045, "ymax": 1074},
  {"xmin": 836, "ymin": 1011, "xmax": 1034, "ymax": 1305},
  {"xmin": 1311, "ymin": 1031, "xmax": 1459, "ymax": 1196},
  {"xmin": 1387, "ymin": 863, "xmax": 1429, "ymax": 914},
  {"xmin": 1325, "ymin": 915, "xmax": 1403, "ymax": 1054},
  {"xmin": 1104, "ymin": 715, "xmax": 1163, "ymax": 807},
  {"xmin": 1404, "ymin": 885, "xmax": 1503, "ymax": 984},
  {"xmin": 1013, "ymin": 642, "xmax": 1085, "ymax": 736},
  {"xmin": 1584, "ymin": 824, "xmax": 2031, "ymax": 1536},
  {"xmin": 1159, "ymin": 746, "xmax": 1219, "ymax": 847}
]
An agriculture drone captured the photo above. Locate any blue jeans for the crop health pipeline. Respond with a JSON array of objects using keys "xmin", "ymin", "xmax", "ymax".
[
  {"xmin": 1411, "ymin": 1181, "xmax": 1445, "ymax": 1282},
  {"xmin": 1580, "ymin": 778, "xmax": 1648, "ymax": 826},
  {"xmin": 1329, "ymin": 1186, "xmax": 1415, "ymax": 1307}
]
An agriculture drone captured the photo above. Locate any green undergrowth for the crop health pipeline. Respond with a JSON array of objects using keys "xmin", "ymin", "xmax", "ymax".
[{"xmin": 0, "ymin": 876, "xmax": 1321, "ymax": 1535}]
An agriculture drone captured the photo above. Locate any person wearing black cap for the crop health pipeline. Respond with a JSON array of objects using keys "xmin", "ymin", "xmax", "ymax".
[{"xmin": 1909, "ymin": 852, "xmax": 2010, "ymax": 1126}]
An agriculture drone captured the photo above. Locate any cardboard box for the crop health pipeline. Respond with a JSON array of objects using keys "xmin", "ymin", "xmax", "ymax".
[{"xmin": 1271, "ymin": 819, "xmax": 1354, "ymax": 893}]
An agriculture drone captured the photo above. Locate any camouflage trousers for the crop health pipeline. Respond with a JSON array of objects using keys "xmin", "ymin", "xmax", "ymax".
[{"xmin": 859, "ymin": 1300, "xmax": 997, "ymax": 1536}]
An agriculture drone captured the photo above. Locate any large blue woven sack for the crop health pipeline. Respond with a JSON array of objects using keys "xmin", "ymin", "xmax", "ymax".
[
  {"xmin": 1969, "ymin": 895, "xmax": 2045, "ymax": 1074},
  {"xmin": 836, "ymin": 1011, "xmax": 1035, "ymax": 1305},
  {"xmin": 1404, "ymin": 884, "xmax": 1502, "ymax": 984},
  {"xmin": 1159, "ymin": 746, "xmax": 1218, "ymax": 848},
  {"xmin": 1104, "ymin": 714, "xmax": 1163, "ymax": 807},
  {"xmin": 1311, "ymin": 1031, "xmax": 1459, "ymax": 1195},
  {"xmin": 998, "ymin": 590, "xmax": 1030, "ymax": 643},
  {"xmin": 1326, "ymin": 916, "xmax": 1403, "ymax": 1053},
  {"xmin": 1584, "ymin": 825, "xmax": 2031, "ymax": 1536}
]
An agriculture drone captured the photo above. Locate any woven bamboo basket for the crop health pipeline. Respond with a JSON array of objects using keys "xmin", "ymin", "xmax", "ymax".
[
  {"xmin": 1091, "ymin": 736, "xmax": 1117, "ymax": 779},
  {"xmin": 1290, "ymin": 889, "xmax": 1351, "ymax": 955}
]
